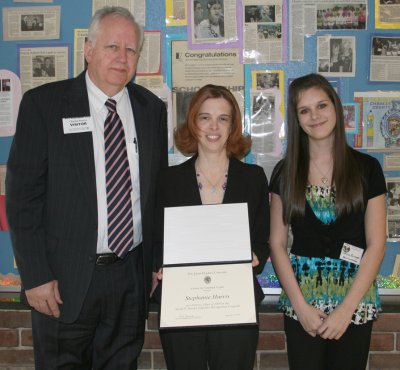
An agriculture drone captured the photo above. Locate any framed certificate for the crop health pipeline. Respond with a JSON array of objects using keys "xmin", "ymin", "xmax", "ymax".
[
  {"xmin": 163, "ymin": 203, "xmax": 252, "ymax": 265},
  {"xmin": 160, "ymin": 263, "xmax": 256, "ymax": 328},
  {"xmin": 160, "ymin": 203, "xmax": 257, "ymax": 329}
]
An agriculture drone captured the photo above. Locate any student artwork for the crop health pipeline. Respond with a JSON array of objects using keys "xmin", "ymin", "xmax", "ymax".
[
  {"xmin": 354, "ymin": 92, "xmax": 400, "ymax": 149},
  {"xmin": 343, "ymin": 103, "xmax": 359, "ymax": 134}
]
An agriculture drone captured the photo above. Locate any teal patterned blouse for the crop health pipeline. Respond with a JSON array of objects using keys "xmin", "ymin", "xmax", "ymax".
[{"xmin": 279, "ymin": 185, "xmax": 381, "ymax": 325}]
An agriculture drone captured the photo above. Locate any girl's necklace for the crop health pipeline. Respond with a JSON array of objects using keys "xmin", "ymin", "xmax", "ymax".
[{"xmin": 311, "ymin": 160, "xmax": 332, "ymax": 185}]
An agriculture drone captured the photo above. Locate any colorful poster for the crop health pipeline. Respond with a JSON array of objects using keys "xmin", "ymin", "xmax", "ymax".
[{"xmin": 354, "ymin": 92, "xmax": 400, "ymax": 149}]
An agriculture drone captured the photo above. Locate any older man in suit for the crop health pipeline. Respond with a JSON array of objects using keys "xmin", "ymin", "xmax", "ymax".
[{"xmin": 6, "ymin": 6, "xmax": 167, "ymax": 369}]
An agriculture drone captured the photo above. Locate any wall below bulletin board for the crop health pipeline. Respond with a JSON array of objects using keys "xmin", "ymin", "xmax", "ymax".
[{"xmin": 0, "ymin": 0, "xmax": 399, "ymax": 298}]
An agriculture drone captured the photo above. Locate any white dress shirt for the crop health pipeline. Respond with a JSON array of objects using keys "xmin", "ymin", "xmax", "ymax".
[{"xmin": 86, "ymin": 72, "xmax": 142, "ymax": 254}]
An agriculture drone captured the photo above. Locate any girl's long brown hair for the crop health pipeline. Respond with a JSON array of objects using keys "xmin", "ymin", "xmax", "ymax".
[{"xmin": 273, "ymin": 73, "xmax": 363, "ymax": 224}]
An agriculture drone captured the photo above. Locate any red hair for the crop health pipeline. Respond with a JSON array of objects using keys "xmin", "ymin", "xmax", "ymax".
[{"xmin": 174, "ymin": 84, "xmax": 251, "ymax": 158}]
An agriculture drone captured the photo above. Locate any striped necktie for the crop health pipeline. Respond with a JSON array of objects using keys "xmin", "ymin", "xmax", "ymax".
[{"xmin": 104, "ymin": 98, "xmax": 134, "ymax": 258}]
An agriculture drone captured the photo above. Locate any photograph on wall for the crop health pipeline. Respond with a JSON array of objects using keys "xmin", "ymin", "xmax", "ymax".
[
  {"xmin": 21, "ymin": 14, "xmax": 44, "ymax": 31},
  {"xmin": 343, "ymin": 103, "xmax": 359, "ymax": 134},
  {"xmin": 244, "ymin": 4, "xmax": 276, "ymax": 22},
  {"xmin": 1, "ymin": 79, "xmax": 11, "ymax": 92},
  {"xmin": 317, "ymin": 36, "xmax": 356, "ymax": 77},
  {"xmin": 170, "ymin": 39, "xmax": 244, "ymax": 145},
  {"xmin": 250, "ymin": 92, "xmax": 280, "ymax": 155},
  {"xmin": 387, "ymin": 177, "xmax": 400, "ymax": 240},
  {"xmin": 375, "ymin": 0, "xmax": 400, "ymax": 29},
  {"xmin": 32, "ymin": 55, "xmax": 56, "ymax": 77},
  {"xmin": 370, "ymin": 35, "xmax": 400, "ymax": 82},
  {"xmin": 250, "ymin": 70, "xmax": 284, "ymax": 157},
  {"xmin": 18, "ymin": 44, "xmax": 69, "ymax": 94},
  {"xmin": 242, "ymin": 0, "xmax": 284, "ymax": 64},
  {"xmin": 256, "ymin": 71, "xmax": 280, "ymax": 90},
  {"xmin": 316, "ymin": 4, "xmax": 367, "ymax": 30},
  {"xmin": 193, "ymin": 0, "xmax": 225, "ymax": 39},
  {"xmin": 2, "ymin": 6, "xmax": 60, "ymax": 41},
  {"xmin": 188, "ymin": 0, "xmax": 240, "ymax": 49},
  {"xmin": 354, "ymin": 92, "xmax": 400, "ymax": 149}
]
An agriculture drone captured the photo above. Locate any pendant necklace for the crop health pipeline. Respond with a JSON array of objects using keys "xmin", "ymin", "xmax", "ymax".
[
  {"xmin": 311, "ymin": 160, "xmax": 332, "ymax": 185},
  {"xmin": 196, "ymin": 165, "xmax": 228, "ymax": 194}
]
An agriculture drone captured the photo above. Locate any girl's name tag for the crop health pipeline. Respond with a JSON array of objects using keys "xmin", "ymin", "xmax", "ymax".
[{"xmin": 340, "ymin": 243, "xmax": 364, "ymax": 265}]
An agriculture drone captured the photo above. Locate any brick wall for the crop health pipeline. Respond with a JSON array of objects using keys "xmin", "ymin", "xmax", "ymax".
[{"xmin": 0, "ymin": 309, "xmax": 399, "ymax": 370}]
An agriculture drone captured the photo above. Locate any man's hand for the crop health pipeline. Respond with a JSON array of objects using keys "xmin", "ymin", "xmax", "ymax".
[
  {"xmin": 150, "ymin": 269, "xmax": 163, "ymax": 297},
  {"xmin": 25, "ymin": 280, "xmax": 63, "ymax": 318}
]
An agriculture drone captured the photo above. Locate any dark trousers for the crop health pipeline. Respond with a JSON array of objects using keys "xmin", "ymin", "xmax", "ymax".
[
  {"xmin": 31, "ymin": 247, "xmax": 145, "ymax": 370},
  {"xmin": 284, "ymin": 315, "xmax": 373, "ymax": 370},
  {"xmin": 159, "ymin": 322, "xmax": 259, "ymax": 370}
]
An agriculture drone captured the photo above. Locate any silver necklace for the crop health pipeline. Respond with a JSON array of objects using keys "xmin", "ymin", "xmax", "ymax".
[
  {"xmin": 196, "ymin": 166, "xmax": 228, "ymax": 194},
  {"xmin": 311, "ymin": 160, "xmax": 332, "ymax": 185}
]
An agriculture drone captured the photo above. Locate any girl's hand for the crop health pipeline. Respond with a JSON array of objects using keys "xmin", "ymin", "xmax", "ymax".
[
  {"xmin": 317, "ymin": 305, "xmax": 353, "ymax": 340},
  {"xmin": 296, "ymin": 303, "xmax": 328, "ymax": 337}
]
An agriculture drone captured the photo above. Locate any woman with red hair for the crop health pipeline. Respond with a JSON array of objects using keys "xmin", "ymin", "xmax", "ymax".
[{"xmin": 153, "ymin": 84, "xmax": 270, "ymax": 370}]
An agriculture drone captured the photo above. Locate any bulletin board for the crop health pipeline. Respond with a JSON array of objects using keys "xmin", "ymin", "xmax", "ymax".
[{"xmin": 0, "ymin": 0, "xmax": 399, "ymax": 296}]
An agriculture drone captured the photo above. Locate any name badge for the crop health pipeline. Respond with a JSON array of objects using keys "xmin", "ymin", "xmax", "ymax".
[
  {"xmin": 62, "ymin": 116, "xmax": 94, "ymax": 134},
  {"xmin": 339, "ymin": 243, "xmax": 364, "ymax": 265}
]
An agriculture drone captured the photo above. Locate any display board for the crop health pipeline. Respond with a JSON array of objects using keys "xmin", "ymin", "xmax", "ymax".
[{"xmin": 0, "ymin": 0, "xmax": 399, "ymax": 295}]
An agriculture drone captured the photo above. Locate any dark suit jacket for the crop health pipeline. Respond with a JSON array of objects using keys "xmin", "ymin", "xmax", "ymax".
[
  {"xmin": 153, "ymin": 155, "xmax": 270, "ymax": 305},
  {"xmin": 6, "ymin": 72, "xmax": 168, "ymax": 323}
]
